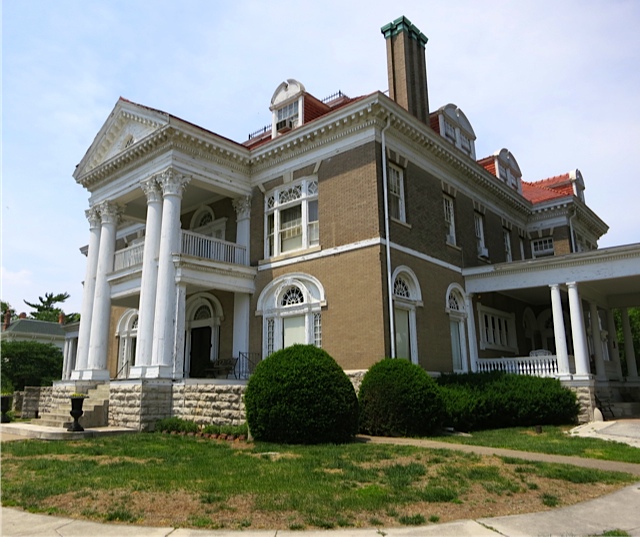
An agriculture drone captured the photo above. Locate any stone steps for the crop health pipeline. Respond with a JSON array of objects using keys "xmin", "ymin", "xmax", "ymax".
[
  {"xmin": 33, "ymin": 384, "xmax": 109, "ymax": 429},
  {"xmin": 610, "ymin": 402, "xmax": 640, "ymax": 418}
]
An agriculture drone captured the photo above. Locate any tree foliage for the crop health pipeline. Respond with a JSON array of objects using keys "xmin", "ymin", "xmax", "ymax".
[
  {"xmin": 23, "ymin": 292, "xmax": 79, "ymax": 323},
  {"xmin": 0, "ymin": 341, "xmax": 63, "ymax": 391},
  {"xmin": 614, "ymin": 307, "xmax": 640, "ymax": 376}
]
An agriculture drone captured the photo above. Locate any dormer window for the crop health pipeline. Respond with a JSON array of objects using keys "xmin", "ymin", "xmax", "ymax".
[
  {"xmin": 277, "ymin": 101, "xmax": 299, "ymax": 130},
  {"xmin": 433, "ymin": 104, "xmax": 477, "ymax": 159}
]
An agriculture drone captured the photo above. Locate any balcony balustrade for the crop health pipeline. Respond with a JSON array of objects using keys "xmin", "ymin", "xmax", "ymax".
[{"xmin": 112, "ymin": 230, "xmax": 248, "ymax": 272}]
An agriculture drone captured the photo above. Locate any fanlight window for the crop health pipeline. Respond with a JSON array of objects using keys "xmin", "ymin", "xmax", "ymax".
[
  {"xmin": 448, "ymin": 291, "xmax": 462, "ymax": 312},
  {"xmin": 194, "ymin": 305, "xmax": 211, "ymax": 320},
  {"xmin": 281, "ymin": 286, "xmax": 304, "ymax": 306},
  {"xmin": 394, "ymin": 277, "xmax": 410, "ymax": 299},
  {"xmin": 197, "ymin": 212, "xmax": 213, "ymax": 227}
]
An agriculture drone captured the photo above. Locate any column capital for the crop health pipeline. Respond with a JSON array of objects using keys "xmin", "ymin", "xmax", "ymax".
[
  {"xmin": 549, "ymin": 283, "xmax": 560, "ymax": 291},
  {"xmin": 97, "ymin": 201, "xmax": 122, "ymax": 226},
  {"xmin": 566, "ymin": 281, "xmax": 579, "ymax": 290},
  {"xmin": 85, "ymin": 206, "xmax": 101, "ymax": 229},
  {"xmin": 233, "ymin": 195, "xmax": 252, "ymax": 220},
  {"xmin": 140, "ymin": 177, "xmax": 163, "ymax": 203},
  {"xmin": 157, "ymin": 168, "xmax": 190, "ymax": 197}
]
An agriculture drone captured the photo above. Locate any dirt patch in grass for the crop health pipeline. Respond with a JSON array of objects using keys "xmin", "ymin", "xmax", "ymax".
[{"xmin": 38, "ymin": 455, "xmax": 628, "ymax": 531}]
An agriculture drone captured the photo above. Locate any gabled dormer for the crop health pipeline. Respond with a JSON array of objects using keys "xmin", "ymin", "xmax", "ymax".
[
  {"xmin": 477, "ymin": 148, "xmax": 522, "ymax": 194},
  {"xmin": 430, "ymin": 104, "xmax": 476, "ymax": 159}
]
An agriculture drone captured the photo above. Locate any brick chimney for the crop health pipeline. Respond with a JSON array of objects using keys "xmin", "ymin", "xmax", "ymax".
[
  {"xmin": 381, "ymin": 16, "xmax": 429, "ymax": 123},
  {"xmin": 3, "ymin": 311, "xmax": 10, "ymax": 331},
  {"xmin": 58, "ymin": 312, "xmax": 66, "ymax": 325}
]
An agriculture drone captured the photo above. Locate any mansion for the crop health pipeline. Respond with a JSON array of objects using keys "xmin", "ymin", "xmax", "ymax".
[{"xmin": 52, "ymin": 16, "xmax": 639, "ymax": 430}]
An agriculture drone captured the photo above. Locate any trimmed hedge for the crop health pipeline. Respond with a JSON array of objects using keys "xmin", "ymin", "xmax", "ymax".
[
  {"xmin": 437, "ymin": 371, "xmax": 579, "ymax": 431},
  {"xmin": 244, "ymin": 345, "xmax": 358, "ymax": 444},
  {"xmin": 358, "ymin": 358, "xmax": 444, "ymax": 437},
  {"xmin": 155, "ymin": 417, "xmax": 199, "ymax": 434}
]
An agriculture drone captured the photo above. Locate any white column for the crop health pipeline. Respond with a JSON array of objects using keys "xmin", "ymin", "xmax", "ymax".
[
  {"xmin": 622, "ymin": 308, "xmax": 639, "ymax": 379},
  {"xmin": 567, "ymin": 282, "xmax": 591, "ymax": 379},
  {"xmin": 173, "ymin": 283, "xmax": 187, "ymax": 379},
  {"xmin": 62, "ymin": 339, "xmax": 71, "ymax": 380},
  {"xmin": 72, "ymin": 207, "xmax": 102, "ymax": 379},
  {"xmin": 232, "ymin": 292, "xmax": 251, "ymax": 359},
  {"xmin": 130, "ymin": 178, "xmax": 163, "ymax": 378},
  {"xmin": 589, "ymin": 302, "xmax": 607, "ymax": 380},
  {"xmin": 465, "ymin": 294, "xmax": 479, "ymax": 372},
  {"xmin": 550, "ymin": 284, "xmax": 571, "ymax": 378},
  {"xmin": 85, "ymin": 202, "xmax": 120, "ymax": 380},
  {"xmin": 149, "ymin": 169, "xmax": 190, "ymax": 378},
  {"xmin": 233, "ymin": 195, "xmax": 251, "ymax": 264}
]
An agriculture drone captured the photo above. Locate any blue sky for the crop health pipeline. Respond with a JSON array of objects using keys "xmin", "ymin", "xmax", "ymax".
[{"xmin": 3, "ymin": 0, "xmax": 640, "ymax": 315}]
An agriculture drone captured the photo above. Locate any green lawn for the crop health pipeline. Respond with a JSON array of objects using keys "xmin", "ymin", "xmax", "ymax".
[
  {"xmin": 431, "ymin": 426, "xmax": 640, "ymax": 464},
  {"xmin": 1, "ymin": 433, "xmax": 635, "ymax": 530}
]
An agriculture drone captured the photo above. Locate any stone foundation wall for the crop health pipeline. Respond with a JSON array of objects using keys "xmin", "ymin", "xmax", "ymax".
[
  {"xmin": 171, "ymin": 383, "xmax": 246, "ymax": 427},
  {"xmin": 565, "ymin": 384, "xmax": 595, "ymax": 424},
  {"xmin": 109, "ymin": 381, "xmax": 173, "ymax": 431},
  {"xmin": 345, "ymin": 370, "xmax": 367, "ymax": 394}
]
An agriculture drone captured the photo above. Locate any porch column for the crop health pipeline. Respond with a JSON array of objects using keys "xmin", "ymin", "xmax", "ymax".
[
  {"xmin": 131, "ymin": 177, "xmax": 163, "ymax": 377},
  {"xmin": 550, "ymin": 284, "xmax": 571, "ymax": 377},
  {"xmin": 232, "ymin": 292, "xmax": 251, "ymax": 359},
  {"xmin": 149, "ymin": 169, "xmax": 190, "ymax": 378},
  {"xmin": 567, "ymin": 282, "xmax": 591, "ymax": 379},
  {"xmin": 233, "ymin": 195, "xmax": 251, "ymax": 264},
  {"xmin": 622, "ymin": 308, "xmax": 639, "ymax": 379},
  {"xmin": 86, "ymin": 201, "xmax": 121, "ymax": 380},
  {"xmin": 72, "ymin": 207, "xmax": 101, "ymax": 378},
  {"xmin": 62, "ymin": 339, "xmax": 72, "ymax": 380},
  {"xmin": 589, "ymin": 302, "xmax": 607, "ymax": 381},
  {"xmin": 173, "ymin": 283, "xmax": 187, "ymax": 379},
  {"xmin": 606, "ymin": 308, "xmax": 621, "ymax": 364},
  {"xmin": 465, "ymin": 293, "xmax": 479, "ymax": 372}
]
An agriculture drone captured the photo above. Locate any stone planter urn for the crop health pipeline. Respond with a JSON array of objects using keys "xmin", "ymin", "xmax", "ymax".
[
  {"xmin": 1, "ymin": 394, "xmax": 13, "ymax": 423},
  {"xmin": 67, "ymin": 395, "xmax": 86, "ymax": 432}
]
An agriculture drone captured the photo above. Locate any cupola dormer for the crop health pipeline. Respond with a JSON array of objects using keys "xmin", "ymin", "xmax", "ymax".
[{"xmin": 270, "ymin": 79, "xmax": 305, "ymax": 138}]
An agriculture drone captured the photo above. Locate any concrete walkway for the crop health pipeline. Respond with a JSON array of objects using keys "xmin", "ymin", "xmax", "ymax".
[{"xmin": 2, "ymin": 420, "xmax": 640, "ymax": 536}]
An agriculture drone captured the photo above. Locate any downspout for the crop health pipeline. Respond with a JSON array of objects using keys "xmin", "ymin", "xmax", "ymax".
[
  {"xmin": 568, "ymin": 208, "xmax": 577, "ymax": 253},
  {"xmin": 381, "ymin": 114, "xmax": 395, "ymax": 358}
]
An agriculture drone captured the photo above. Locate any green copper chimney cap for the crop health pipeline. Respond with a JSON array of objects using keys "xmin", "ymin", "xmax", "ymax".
[{"xmin": 381, "ymin": 16, "xmax": 428, "ymax": 46}]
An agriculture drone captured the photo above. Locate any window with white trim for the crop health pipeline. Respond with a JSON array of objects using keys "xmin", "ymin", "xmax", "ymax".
[
  {"xmin": 257, "ymin": 274, "xmax": 325, "ymax": 358},
  {"xmin": 277, "ymin": 100, "xmax": 299, "ymax": 128},
  {"xmin": 265, "ymin": 178, "xmax": 319, "ymax": 258},
  {"xmin": 443, "ymin": 196, "xmax": 456, "ymax": 245},
  {"xmin": 116, "ymin": 309, "xmax": 138, "ymax": 379},
  {"xmin": 477, "ymin": 304, "xmax": 517, "ymax": 352},
  {"xmin": 532, "ymin": 237, "xmax": 554, "ymax": 258},
  {"xmin": 446, "ymin": 285, "xmax": 468, "ymax": 373},
  {"xmin": 474, "ymin": 213, "xmax": 487, "ymax": 257},
  {"xmin": 503, "ymin": 229, "xmax": 512, "ymax": 262},
  {"xmin": 392, "ymin": 268, "xmax": 422, "ymax": 365},
  {"xmin": 388, "ymin": 164, "xmax": 406, "ymax": 222}
]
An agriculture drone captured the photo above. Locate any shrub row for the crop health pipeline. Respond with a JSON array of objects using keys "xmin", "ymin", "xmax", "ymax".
[{"xmin": 436, "ymin": 371, "xmax": 579, "ymax": 431}]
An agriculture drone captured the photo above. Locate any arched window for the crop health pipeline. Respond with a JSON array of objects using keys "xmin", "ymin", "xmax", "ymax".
[
  {"xmin": 392, "ymin": 267, "xmax": 422, "ymax": 365},
  {"xmin": 116, "ymin": 309, "xmax": 139, "ymax": 378},
  {"xmin": 445, "ymin": 284, "xmax": 467, "ymax": 372},
  {"xmin": 257, "ymin": 274, "xmax": 326, "ymax": 358},
  {"xmin": 190, "ymin": 206, "xmax": 226, "ymax": 240}
]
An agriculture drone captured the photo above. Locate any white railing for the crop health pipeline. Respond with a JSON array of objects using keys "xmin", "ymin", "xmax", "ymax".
[
  {"xmin": 181, "ymin": 230, "xmax": 247, "ymax": 265},
  {"xmin": 476, "ymin": 355, "xmax": 559, "ymax": 377},
  {"xmin": 113, "ymin": 241, "xmax": 145, "ymax": 271}
]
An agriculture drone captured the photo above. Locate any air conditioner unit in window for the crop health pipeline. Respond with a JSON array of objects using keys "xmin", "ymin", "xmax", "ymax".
[
  {"xmin": 478, "ymin": 246, "xmax": 489, "ymax": 258},
  {"xmin": 276, "ymin": 119, "xmax": 294, "ymax": 132}
]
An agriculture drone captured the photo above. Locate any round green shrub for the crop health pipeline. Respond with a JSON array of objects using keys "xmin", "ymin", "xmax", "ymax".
[
  {"xmin": 358, "ymin": 358, "xmax": 444, "ymax": 437},
  {"xmin": 244, "ymin": 344, "xmax": 358, "ymax": 444}
]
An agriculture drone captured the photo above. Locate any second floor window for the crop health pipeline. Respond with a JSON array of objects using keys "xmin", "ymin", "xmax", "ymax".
[
  {"xmin": 388, "ymin": 164, "xmax": 406, "ymax": 222},
  {"xmin": 503, "ymin": 229, "xmax": 512, "ymax": 262},
  {"xmin": 443, "ymin": 196, "xmax": 456, "ymax": 245},
  {"xmin": 532, "ymin": 237, "xmax": 554, "ymax": 258},
  {"xmin": 474, "ymin": 213, "xmax": 487, "ymax": 257},
  {"xmin": 265, "ymin": 178, "xmax": 319, "ymax": 258}
]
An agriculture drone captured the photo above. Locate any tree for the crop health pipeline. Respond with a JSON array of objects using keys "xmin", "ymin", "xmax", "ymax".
[
  {"xmin": 0, "ymin": 341, "xmax": 63, "ymax": 391},
  {"xmin": 23, "ymin": 292, "xmax": 79, "ymax": 323}
]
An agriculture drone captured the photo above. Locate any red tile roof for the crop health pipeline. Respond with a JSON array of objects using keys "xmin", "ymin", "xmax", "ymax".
[
  {"xmin": 477, "ymin": 155, "xmax": 496, "ymax": 176},
  {"xmin": 522, "ymin": 173, "xmax": 574, "ymax": 204}
]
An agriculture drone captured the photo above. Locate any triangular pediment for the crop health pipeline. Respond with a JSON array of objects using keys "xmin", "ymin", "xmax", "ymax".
[{"xmin": 74, "ymin": 98, "xmax": 169, "ymax": 181}]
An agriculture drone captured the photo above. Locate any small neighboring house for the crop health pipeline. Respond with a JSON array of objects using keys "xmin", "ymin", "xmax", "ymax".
[
  {"xmin": 2, "ymin": 312, "xmax": 66, "ymax": 350},
  {"xmin": 50, "ymin": 16, "xmax": 639, "ymax": 431}
]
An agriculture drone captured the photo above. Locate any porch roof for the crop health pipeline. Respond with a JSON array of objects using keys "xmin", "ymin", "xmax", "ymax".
[{"xmin": 462, "ymin": 242, "xmax": 640, "ymax": 308}]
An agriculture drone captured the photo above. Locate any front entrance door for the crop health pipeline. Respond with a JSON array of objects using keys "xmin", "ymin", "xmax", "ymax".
[{"xmin": 190, "ymin": 326, "xmax": 212, "ymax": 378}]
